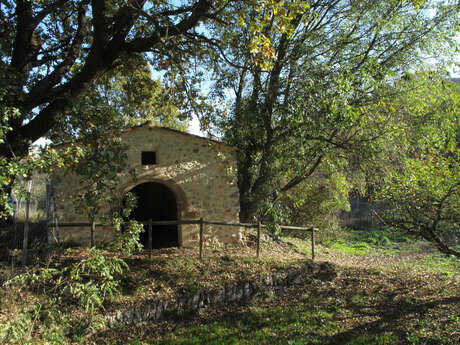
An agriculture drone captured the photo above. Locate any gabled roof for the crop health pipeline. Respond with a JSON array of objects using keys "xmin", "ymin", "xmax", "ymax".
[
  {"xmin": 123, "ymin": 122, "xmax": 237, "ymax": 150},
  {"xmin": 50, "ymin": 122, "xmax": 237, "ymax": 151}
]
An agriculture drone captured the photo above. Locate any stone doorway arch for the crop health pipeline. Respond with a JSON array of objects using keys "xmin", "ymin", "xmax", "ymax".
[{"xmin": 126, "ymin": 181, "xmax": 184, "ymax": 248}]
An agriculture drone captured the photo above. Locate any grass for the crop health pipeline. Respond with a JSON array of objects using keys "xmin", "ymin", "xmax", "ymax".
[
  {"xmin": 86, "ymin": 230, "xmax": 459, "ymax": 345},
  {"xmin": 1, "ymin": 228, "xmax": 459, "ymax": 345},
  {"xmin": 91, "ymin": 256, "xmax": 459, "ymax": 345},
  {"xmin": 328, "ymin": 227, "xmax": 417, "ymax": 256}
]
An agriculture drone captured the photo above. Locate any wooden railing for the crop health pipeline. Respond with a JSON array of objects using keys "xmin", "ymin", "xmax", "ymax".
[{"xmin": 49, "ymin": 219, "xmax": 319, "ymax": 260}]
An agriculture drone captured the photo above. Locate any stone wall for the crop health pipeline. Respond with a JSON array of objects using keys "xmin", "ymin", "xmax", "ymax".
[
  {"xmin": 104, "ymin": 260, "xmax": 337, "ymax": 329},
  {"xmin": 53, "ymin": 124, "xmax": 241, "ymax": 247}
]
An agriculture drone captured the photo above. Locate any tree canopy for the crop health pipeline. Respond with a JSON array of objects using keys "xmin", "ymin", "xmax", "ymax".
[
  {"xmin": 199, "ymin": 0, "xmax": 459, "ymax": 222},
  {"xmin": 1, "ymin": 0, "xmax": 459, "ymax": 225},
  {"xmin": 0, "ymin": 0, "xmax": 221, "ymax": 151},
  {"xmin": 372, "ymin": 74, "xmax": 459, "ymax": 257},
  {"xmin": 0, "ymin": 0, "xmax": 235, "ymax": 216}
]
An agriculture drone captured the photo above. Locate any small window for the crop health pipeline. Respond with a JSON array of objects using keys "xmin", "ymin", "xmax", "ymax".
[{"xmin": 141, "ymin": 151, "xmax": 157, "ymax": 165}]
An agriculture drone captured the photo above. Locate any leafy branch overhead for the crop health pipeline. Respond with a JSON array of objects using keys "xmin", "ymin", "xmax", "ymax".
[
  {"xmin": 0, "ymin": 0, "xmax": 314, "ymax": 217},
  {"xmin": 201, "ymin": 0, "xmax": 459, "ymax": 222},
  {"xmin": 1, "ymin": 0, "xmax": 217, "ymax": 149},
  {"xmin": 372, "ymin": 74, "xmax": 460, "ymax": 257}
]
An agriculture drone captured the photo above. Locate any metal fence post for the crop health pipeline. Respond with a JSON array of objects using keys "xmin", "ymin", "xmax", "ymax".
[
  {"xmin": 22, "ymin": 193, "xmax": 30, "ymax": 268},
  {"xmin": 22, "ymin": 180, "xmax": 32, "ymax": 268},
  {"xmin": 90, "ymin": 219, "xmax": 95, "ymax": 247},
  {"xmin": 46, "ymin": 180, "xmax": 53, "ymax": 247}
]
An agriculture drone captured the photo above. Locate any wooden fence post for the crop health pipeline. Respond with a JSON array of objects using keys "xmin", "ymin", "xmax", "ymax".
[
  {"xmin": 90, "ymin": 219, "xmax": 95, "ymax": 247},
  {"xmin": 148, "ymin": 219, "xmax": 153, "ymax": 259},
  {"xmin": 311, "ymin": 228, "xmax": 315, "ymax": 261},
  {"xmin": 54, "ymin": 213, "xmax": 59, "ymax": 244},
  {"xmin": 257, "ymin": 221, "xmax": 261, "ymax": 258},
  {"xmin": 199, "ymin": 217, "xmax": 204, "ymax": 260}
]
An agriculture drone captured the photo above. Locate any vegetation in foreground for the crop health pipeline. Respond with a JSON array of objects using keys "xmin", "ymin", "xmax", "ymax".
[
  {"xmin": 0, "ymin": 235, "xmax": 307, "ymax": 344},
  {"xmin": 95, "ymin": 266, "xmax": 459, "ymax": 345},
  {"xmin": 2, "ymin": 227, "xmax": 454, "ymax": 345},
  {"xmin": 90, "ymin": 231, "xmax": 458, "ymax": 345}
]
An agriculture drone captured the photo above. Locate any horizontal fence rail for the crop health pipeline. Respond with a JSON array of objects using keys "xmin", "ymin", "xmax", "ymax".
[
  {"xmin": 48, "ymin": 219, "xmax": 318, "ymax": 260},
  {"xmin": 48, "ymin": 220, "xmax": 320, "ymax": 230}
]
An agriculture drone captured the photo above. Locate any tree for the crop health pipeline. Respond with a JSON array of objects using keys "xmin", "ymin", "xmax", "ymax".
[
  {"xmin": 0, "ymin": 86, "xmax": 21, "ymax": 219},
  {"xmin": 202, "ymin": 0, "xmax": 459, "ymax": 222},
  {"xmin": 0, "ymin": 0, "xmax": 314, "ymax": 217},
  {"xmin": 374, "ymin": 73, "xmax": 459, "ymax": 257},
  {"xmin": 0, "ymin": 0, "xmax": 219, "ymax": 145},
  {"xmin": 47, "ymin": 55, "xmax": 188, "ymax": 145},
  {"xmin": 0, "ymin": 0, "xmax": 234, "ymax": 216}
]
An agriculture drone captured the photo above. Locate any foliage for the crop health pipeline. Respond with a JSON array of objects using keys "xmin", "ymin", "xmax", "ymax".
[
  {"xmin": 0, "ymin": 83, "xmax": 54, "ymax": 219},
  {"xmin": 59, "ymin": 129, "xmax": 128, "ymax": 232},
  {"xmin": 87, "ymin": 240, "xmax": 459, "ymax": 344},
  {"xmin": 67, "ymin": 248, "xmax": 128, "ymax": 313},
  {"xmin": 8, "ymin": 248, "xmax": 127, "ymax": 312},
  {"xmin": 0, "ymin": 248, "xmax": 132, "ymax": 344},
  {"xmin": 108, "ymin": 192, "xmax": 144, "ymax": 256},
  {"xmin": 326, "ymin": 227, "xmax": 408, "ymax": 256},
  {"xmin": 0, "ymin": 246, "xmax": 129, "ymax": 344},
  {"xmin": 278, "ymin": 166, "xmax": 352, "ymax": 243},
  {"xmin": 0, "ymin": 87, "xmax": 21, "ymax": 218},
  {"xmin": 373, "ymin": 73, "xmax": 460, "ymax": 257},
  {"xmin": 0, "ymin": 0, "xmax": 300, "ymax": 220},
  {"xmin": 0, "ymin": 171, "xmax": 143, "ymax": 344},
  {"xmin": 201, "ymin": 0, "xmax": 459, "ymax": 223},
  {"xmin": 0, "ymin": 0, "xmax": 230, "ymax": 219},
  {"xmin": 0, "ymin": 0, "xmax": 319, "ymax": 216},
  {"xmin": 0, "ymin": 297, "xmax": 70, "ymax": 345},
  {"xmin": 0, "ymin": 240, "xmax": 305, "ymax": 344},
  {"xmin": 42, "ymin": 55, "xmax": 187, "ymax": 232},
  {"xmin": 2, "ymin": 232, "xmax": 459, "ymax": 344},
  {"xmin": 1, "ymin": 0, "xmax": 453, "ymax": 224},
  {"xmin": 48, "ymin": 56, "xmax": 188, "ymax": 146}
]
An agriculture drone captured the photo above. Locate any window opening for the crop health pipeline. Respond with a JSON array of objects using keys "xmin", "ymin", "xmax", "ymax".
[{"xmin": 141, "ymin": 151, "xmax": 157, "ymax": 165}]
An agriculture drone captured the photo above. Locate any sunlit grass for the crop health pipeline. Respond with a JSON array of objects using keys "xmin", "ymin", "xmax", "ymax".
[{"xmin": 140, "ymin": 295, "xmax": 341, "ymax": 345}]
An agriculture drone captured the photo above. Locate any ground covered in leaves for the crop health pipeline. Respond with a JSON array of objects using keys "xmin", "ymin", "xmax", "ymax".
[
  {"xmin": 88, "ymin": 233, "xmax": 459, "ymax": 345},
  {"xmin": 1, "ymin": 229, "xmax": 459, "ymax": 345},
  {"xmin": 63, "ymin": 236, "xmax": 307, "ymax": 312}
]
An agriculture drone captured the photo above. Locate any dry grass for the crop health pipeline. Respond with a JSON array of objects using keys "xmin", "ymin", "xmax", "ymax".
[
  {"xmin": 57, "ymin": 238, "xmax": 307, "ymax": 311},
  {"xmin": 1, "ymin": 233, "xmax": 459, "ymax": 345},
  {"xmin": 87, "ymin": 237, "xmax": 460, "ymax": 345}
]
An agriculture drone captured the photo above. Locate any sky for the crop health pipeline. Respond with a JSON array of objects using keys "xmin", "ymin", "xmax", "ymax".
[{"xmin": 188, "ymin": 117, "xmax": 206, "ymax": 136}]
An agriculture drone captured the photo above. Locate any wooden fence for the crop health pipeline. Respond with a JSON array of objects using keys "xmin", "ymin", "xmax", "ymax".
[{"xmin": 48, "ymin": 219, "xmax": 319, "ymax": 261}]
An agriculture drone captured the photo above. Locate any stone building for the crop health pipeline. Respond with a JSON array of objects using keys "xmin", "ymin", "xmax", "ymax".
[{"xmin": 53, "ymin": 123, "xmax": 241, "ymax": 248}]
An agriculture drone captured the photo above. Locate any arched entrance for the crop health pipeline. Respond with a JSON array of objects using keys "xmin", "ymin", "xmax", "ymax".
[{"xmin": 128, "ymin": 182, "xmax": 179, "ymax": 248}]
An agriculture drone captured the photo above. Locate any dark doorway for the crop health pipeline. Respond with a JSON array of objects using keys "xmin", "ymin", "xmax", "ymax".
[{"xmin": 128, "ymin": 182, "xmax": 178, "ymax": 248}]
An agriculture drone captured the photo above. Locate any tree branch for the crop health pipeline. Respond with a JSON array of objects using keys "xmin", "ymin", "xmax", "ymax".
[
  {"xmin": 25, "ymin": 1, "xmax": 90, "ymax": 109},
  {"xmin": 122, "ymin": 0, "xmax": 211, "ymax": 53}
]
